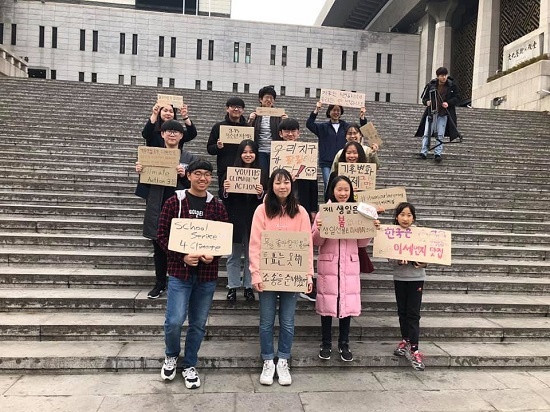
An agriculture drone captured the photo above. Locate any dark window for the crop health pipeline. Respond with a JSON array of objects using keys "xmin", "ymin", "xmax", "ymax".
[
  {"xmin": 118, "ymin": 75, "xmax": 124, "ymax": 85},
  {"xmin": 207, "ymin": 80, "xmax": 212, "ymax": 91},
  {"xmin": 11, "ymin": 24, "xmax": 16, "ymax": 46},
  {"xmin": 0, "ymin": 23, "xmax": 4, "ymax": 44},
  {"xmin": 52, "ymin": 27, "xmax": 58, "ymax": 49},
  {"xmin": 91, "ymin": 73, "xmax": 97, "ymax": 83},
  {"xmin": 305, "ymin": 87, "xmax": 310, "ymax": 98},
  {"xmin": 317, "ymin": 48, "xmax": 323, "ymax": 69},
  {"xmin": 169, "ymin": 78, "xmax": 175, "ymax": 88},
  {"xmin": 244, "ymin": 83, "xmax": 250, "ymax": 93},
  {"xmin": 196, "ymin": 39, "xmax": 202, "ymax": 59},
  {"xmin": 195, "ymin": 80, "xmax": 201, "ymax": 90},
  {"xmin": 119, "ymin": 33, "xmax": 125, "ymax": 54},
  {"xmin": 208, "ymin": 40, "xmax": 214, "ymax": 60},
  {"xmin": 352, "ymin": 51, "xmax": 358, "ymax": 71},
  {"xmin": 39, "ymin": 26, "xmax": 45, "ymax": 48},
  {"xmin": 232, "ymin": 82, "xmax": 238, "ymax": 92},
  {"xmin": 245, "ymin": 43, "xmax": 251, "ymax": 63},
  {"xmin": 376, "ymin": 53, "xmax": 381, "ymax": 73},
  {"xmin": 92, "ymin": 30, "xmax": 98, "ymax": 52},
  {"xmin": 184, "ymin": 0, "xmax": 197, "ymax": 15},
  {"xmin": 78, "ymin": 72, "xmax": 85, "ymax": 82},
  {"xmin": 50, "ymin": 69, "xmax": 56, "ymax": 80},
  {"xmin": 233, "ymin": 42, "xmax": 239, "ymax": 63},
  {"xmin": 131, "ymin": 75, "xmax": 136, "ymax": 85},
  {"xmin": 132, "ymin": 34, "xmax": 138, "ymax": 55},
  {"xmin": 157, "ymin": 77, "xmax": 163, "ymax": 87},
  {"xmin": 341, "ymin": 50, "xmax": 347, "ymax": 71},
  {"xmin": 386, "ymin": 93, "xmax": 391, "ymax": 102},
  {"xmin": 170, "ymin": 37, "xmax": 176, "ymax": 57},
  {"xmin": 316, "ymin": 88, "xmax": 321, "ymax": 99},
  {"xmin": 280, "ymin": 86, "xmax": 286, "ymax": 96},
  {"xmin": 387, "ymin": 54, "xmax": 392, "ymax": 73},
  {"xmin": 270, "ymin": 45, "xmax": 276, "ymax": 65},
  {"xmin": 374, "ymin": 92, "xmax": 380, "ymax": 102},
  {"xmin": 282, "ymin": 46, "xmax": 287, "ymax": 66},
  {"xmin": 159, "ymin": 36, "xmax": 164, "ymax": 57},
  {"xmin": 79, "ymin": 29, "xmax": 85, "ymax": 51},
  {"xmin": 306, "ymin": 47, "xmax": 311, "ymax": 68}
]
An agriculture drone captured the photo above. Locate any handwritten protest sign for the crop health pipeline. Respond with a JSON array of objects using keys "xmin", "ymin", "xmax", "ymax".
[
  {"xmin": 255, "ymin": 107, "xmax": 286, "ymax": 117},
  {"xmin": 138, "ymin": 146, "xmax": 180, "ymax": 187},
  {"xmin": 338, "ymin": 163, "xmax": 377, "ymax": 191},
  {"xmin": 320, "ymin": 89, "xmax": 365, "ymax": 108},
  {"xmin": 219, "ymin": 125, "xmax": 255, "ymax": 144},
  {"xmin": 260, "ymin": 231, "xmax": 310, "ymax": 292},
  {"xmin": 157, "ymin": 94, "xmax": 184, "ymax": 109},
  {"xmin": 226, "ymin": 167, "xmax": 262, "ymax": 194},
  {"xmin": 168, "ymin": 219, "xmax": 233, "ymax": 255},
  {"xmin": 270, "ymin": 141, "xmax": 318, "ymax": 180},
  {"xmin": 356, "ymin": 187, "xmax": 407, "ymax": 210},
  {"xmin": 319, "ymin": 203, "xmax": 377, "ymax": 239},
  {"xmin": 373, "ymin": 225, "xmax": 452, "ymax": 265},
  {"xmin": 360, "ymin": 122, "xmax": 383, "ymax": 147}
]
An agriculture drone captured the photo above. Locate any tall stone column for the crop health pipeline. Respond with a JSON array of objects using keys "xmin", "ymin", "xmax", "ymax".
[
  {"xmin": 472, "ymin": 0, "xmax": 500, "ymax": 90},
  {"xmin": 541, "ymin": 0, "xmax": 550, "ymax": 27},
  {"xmin": 426, "ymin": 0, "xmax": 459, "ymax": 72},
  {"xmin": 417, "ymin": 14, "xmax": 436, "ymax": 101}
]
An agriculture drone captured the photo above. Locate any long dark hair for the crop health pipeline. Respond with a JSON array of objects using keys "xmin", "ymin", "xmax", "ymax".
[
  {"xmin": 337, "ymin": 141, "xmax": 368, "ymax": 163},
  {"xmin": 153, "ymin": 105, "xmax": 178, "ymax": 132},
  {"xmin": 233, "ymin": 139, "xmax": 267, "ymax": 189},
  {"xmin": 265, "ymin": 169, "xmax": 300, "ymax": 219},
  {"xmin": 393, "ymin": 202, "xmax": 417, "ymax": 225},
  {"xmin": 327, "ymin": 175, "xmax": 355, "ymax": 203}
]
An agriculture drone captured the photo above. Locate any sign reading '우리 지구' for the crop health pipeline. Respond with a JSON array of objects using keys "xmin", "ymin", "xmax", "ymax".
[
  {"xmin": 338, "ymin": 162, "xmax": 377, "ymax": 191},
  {"xmin": 226, "ymin": 167, "xmax": 262, "ymax": 194},
  {"xmin": 157, "ymin": 93, "xmax": 184, "ymax": 109},
  {"xmin": 260, "ymin": 231, "xmax": 310, "ymax": 292},
  {"xmin": 168, "ymin": 219, "xmax": 233, "ymax": 255},
  {"xmin": 320, "ymin": 89, "xmax": 366, "ymax": 108},
  {"xmin": 270, "ymin": 141, "xmax": 318, "ymax": 180},
  {"xmin": 319, "ymin": 203, "xmax": 377, "ymax": 239},
  {"xmin": 356, "ymin": 187, "xmax": 407, "ymax": 210},
  {"xmin": 219, "ymin": 125, "xmax": 255, "ymax": 144},
  {"xmin": 137, "ymin": 146, "xmax": 180, "ymax": 187},
  {"xmin": 373, "ymin": 224, "xmax": 452, "ymax": 265}
]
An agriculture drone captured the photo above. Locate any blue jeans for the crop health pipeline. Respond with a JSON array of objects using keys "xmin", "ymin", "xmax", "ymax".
[
  {"xmin": 321, "ymin": 166, "xmax": 331, "ymax": 192},
  {"xmin": 226, "ymin": 232, "xmax": 251, "ymax": 289},
  {"xmin": 259, "ymin": 290, "xmax": 298, "ymax": 360},
  {"xmin": 421, "ymin": 114, "xmax": 447, "ymax": 156},
  {"xmin": 164, "ymin": 275, "xmax": 216, "ymax": 367},
  {"xmin": 258, "ymin": 152, "xmax": 271, "ymax": 177}
]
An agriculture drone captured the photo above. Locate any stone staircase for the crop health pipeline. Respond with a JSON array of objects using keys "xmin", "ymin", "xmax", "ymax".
[{"xmin": 0, "ymin": 77, "xmax": 549, "ymax": 372}]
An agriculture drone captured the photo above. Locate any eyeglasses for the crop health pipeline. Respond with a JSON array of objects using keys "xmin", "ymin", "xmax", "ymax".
[
  {"xmin": 191, "ymin": 171, "xmax": 212, "ymax": 178},
  {"xmin": 229, "ymin": 105, "xmax": 243, "ymax": 110},
  {"xmin": 164, "ymin": 130, "xmax": 182, "ymax": 136}
]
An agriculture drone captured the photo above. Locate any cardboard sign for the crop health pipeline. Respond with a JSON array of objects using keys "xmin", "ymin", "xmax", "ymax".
[
  {"xmin": 260, "ymin": 231, "xmax": 310, "ymax": 292},
  {"xmin": 356, "ymin": 187, "xmax": 407, "ymax": 210},
  {"xmin": 157, "ymin": 94, "xmax": 184, "ymax": 109},
  {"xmin": 137, "ymin": 146, "xmax": 180, "ymax": 187},
  {"xmin": 320, "ymin": 89, "xmax": 365, "ymax": 108},
  {"xmin": 219, "ymin": 125, "xmax": 255, "ymax": 144},
  {"xmin": 255, "ymin": 107, "xmax": 286, "ymax": 117},
  {"xmin": 360, "ymin": 122, "xmax": 383, "ymax": 147},
  {"xmin": 319, "ymin": 203, "xmax": 377, "ymax": 239},
  {"xmin": 338, "ymin": 162, "xmax": 377, "ymax": 191},
  {"xmin": 226, "ymin": 167, "xmax": 262, "ymax": 194},
  {"xmin": 168, "ymin": 219, "xmax": 233, "ymax": 255},
  {"xmin": 270, "ymin": 141, "xmax": 318, "ymax": 180},
  {"xmin": 373, "ymin": 225, "xmax": 452, "ymax": 266}
]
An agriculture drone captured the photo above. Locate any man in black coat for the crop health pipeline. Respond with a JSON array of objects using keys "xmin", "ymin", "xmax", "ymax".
[{"xmin": 415, "ymin": 67, "xmax": 460, "ymax": 163}]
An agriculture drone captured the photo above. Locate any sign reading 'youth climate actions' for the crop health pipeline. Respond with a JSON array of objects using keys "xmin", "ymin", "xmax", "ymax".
[{"xmin": 270, "ymin": 141, "xmax": 318, "ymax": 180}]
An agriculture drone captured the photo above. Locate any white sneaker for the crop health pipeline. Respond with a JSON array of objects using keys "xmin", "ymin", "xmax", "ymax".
[
  {"xmin": 182, "ymin": 366, "xmax": 201, "ymax": 389},
  {"xmin": 276, "ymin": 359, "xmax": 292, "ymax": 386},
  {"xmin": 161, "ymin": 356, "xmax": 178, "ymax": 381},
  {"xmin": 259, "ymin": 359, "xmax": 275, "ymax": 385}
]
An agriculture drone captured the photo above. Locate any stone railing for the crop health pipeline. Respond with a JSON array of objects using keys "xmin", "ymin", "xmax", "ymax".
[{"xmin": 0, "ymin": 46, "xmax": 28, "ymax": 78}]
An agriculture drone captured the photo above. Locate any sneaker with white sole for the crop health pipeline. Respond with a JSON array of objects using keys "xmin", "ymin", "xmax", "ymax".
[
  {"xmin": 182, "ymin": 366, "xmax": 201, "ymax": 389},
  {"xmin": 161, "ymin": 356, "xmax": 178, "ymax": 381},
  {"xmin": 338, "ymin": 343, "xmax": 353, "ymax": 362},
  {"xmin": 406, "ymin": 349, "xmax": 425, "ymax": 371},
  {"xmin": 260, "ymin": 359, "xmax": 275, "ymax": 385},
  {"xmin": 276, "ymin": 359, "xmax": 292, "ymax": 386},
  {"xmin": 393, "ymin": 340, "xmax": 410, "ymax": 356}
]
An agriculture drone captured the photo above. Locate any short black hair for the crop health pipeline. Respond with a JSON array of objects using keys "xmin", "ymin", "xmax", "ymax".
[
  {"xmin": 160, "ymin": 119, "xmax": 184, "ymax": 133},
  {"xmin": 326, "ymin": 104, "xmax": 344, "ymax": 118},
  {"xmin": 226, "ymin": 96, "xmax": 245, "ymax": 108},
  {"xmin": 393, "ymin": 202, "xmax": 417, "ymax": 225},
  {"xmin": 436, "ymin": 67, "xmax": 448, "ymax": 76},
  {"xmin": 186, "ymin": 159, "xmax": 214, "ymax": 173},
  {"xmin": 259, "ymin": 86, "xmax": 277, "ymax": 100},
  {"xmin": 278, "ymin": 118, "xmax": 300, "ymax": 132}
]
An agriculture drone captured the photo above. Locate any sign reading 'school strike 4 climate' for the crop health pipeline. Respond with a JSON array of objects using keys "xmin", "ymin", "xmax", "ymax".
[{"xmin": 168, "ymin": 219, "xmax": 233, "ymax": 255}]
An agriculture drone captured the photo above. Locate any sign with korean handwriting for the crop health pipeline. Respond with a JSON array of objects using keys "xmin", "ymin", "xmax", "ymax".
[
  {"xmin": 320, "ymin": 89, "xmax": 365, "ymax": 109},
  {"xmin": 319, "ymin": 203, "xmax": 377, "ymax": 239},
  {"xmin": 338, "ymin": 163, "xmax": 377, "ymax": 191},
  {"xmin": 255, "ymin": 107, "xmax": 286, "ymax": 117},
  {"xmin": 260, "ymin": 231, "xmax": 310, "ymax": 292},
  {"xmin": 360, "ymin": 122, "xmax": 383, "ymax": 147},
  {"xmin": 226, "ymin": 167, "xmax": 262, "ymax": 194},
  {"xmin": 373, "ymin": 225, "xmax": 452, "ymax": 265},
  {"xmin": 138, "ymin": 146, "xmax": 180, "ymax": 187},
  {"xmin": 168, "ymin": 219, "xmax": 233, "ymax": 255},
  {"xmin": 219, "ymin": 125, "xmax": 255, "ymax": 144},
  {"xmin": 270, "ymin": 141, "xmax": 318, "ymax": 180},
  {"xmin": 157, "ymin": 94, "xmax": 184, "ymax": 109},
  {"xmin": 356, "ymin": 187, "xmax": 407, "ymax": 210}
]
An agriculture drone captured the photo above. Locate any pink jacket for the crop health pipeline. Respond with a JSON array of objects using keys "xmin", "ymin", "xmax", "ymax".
[
  {"xmin": 249, "ymin": 204, "xmax": 314, "ymax": 286},
  {"xmin": 312, "ymin": 210, "xmax": 371, "ymax": 318}
]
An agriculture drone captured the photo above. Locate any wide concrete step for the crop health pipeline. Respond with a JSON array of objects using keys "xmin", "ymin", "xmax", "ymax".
[{"xmin": 0, "ymin": 340, "xmax": 549, "ymax": 371}]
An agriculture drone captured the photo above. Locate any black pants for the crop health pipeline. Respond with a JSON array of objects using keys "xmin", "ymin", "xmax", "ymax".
[
  {"xmin": 394, "ymin": 280, "xmax": 424, "ymax": 345},
  {"xmin": 153, "ymin": 240, "xmax": 168, "ymax": 287},
  {"xmin": 321, "ymin": 315, "xmax": 351, "ymax": 347}
]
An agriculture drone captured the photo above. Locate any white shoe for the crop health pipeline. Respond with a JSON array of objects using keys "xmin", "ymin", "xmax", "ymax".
[
  {"xmin": 276, "ymin": 359, "xmax": 292, "ymax": 386},
  {"xmin": 182, "ymin": 366, "xmax": 201, "ymax": 389},
  {"xmin": 259, "ymin": 359, "xmax": 275, "ymax": 385},
  {"xmin": 161, "ymin": 356, "xmax": 178, "ymax": 381}
]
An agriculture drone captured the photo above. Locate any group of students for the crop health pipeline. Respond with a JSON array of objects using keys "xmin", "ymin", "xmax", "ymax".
[{"xmin": 134, "ymin": 85, "xmax": 428, "ymax": 390}]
